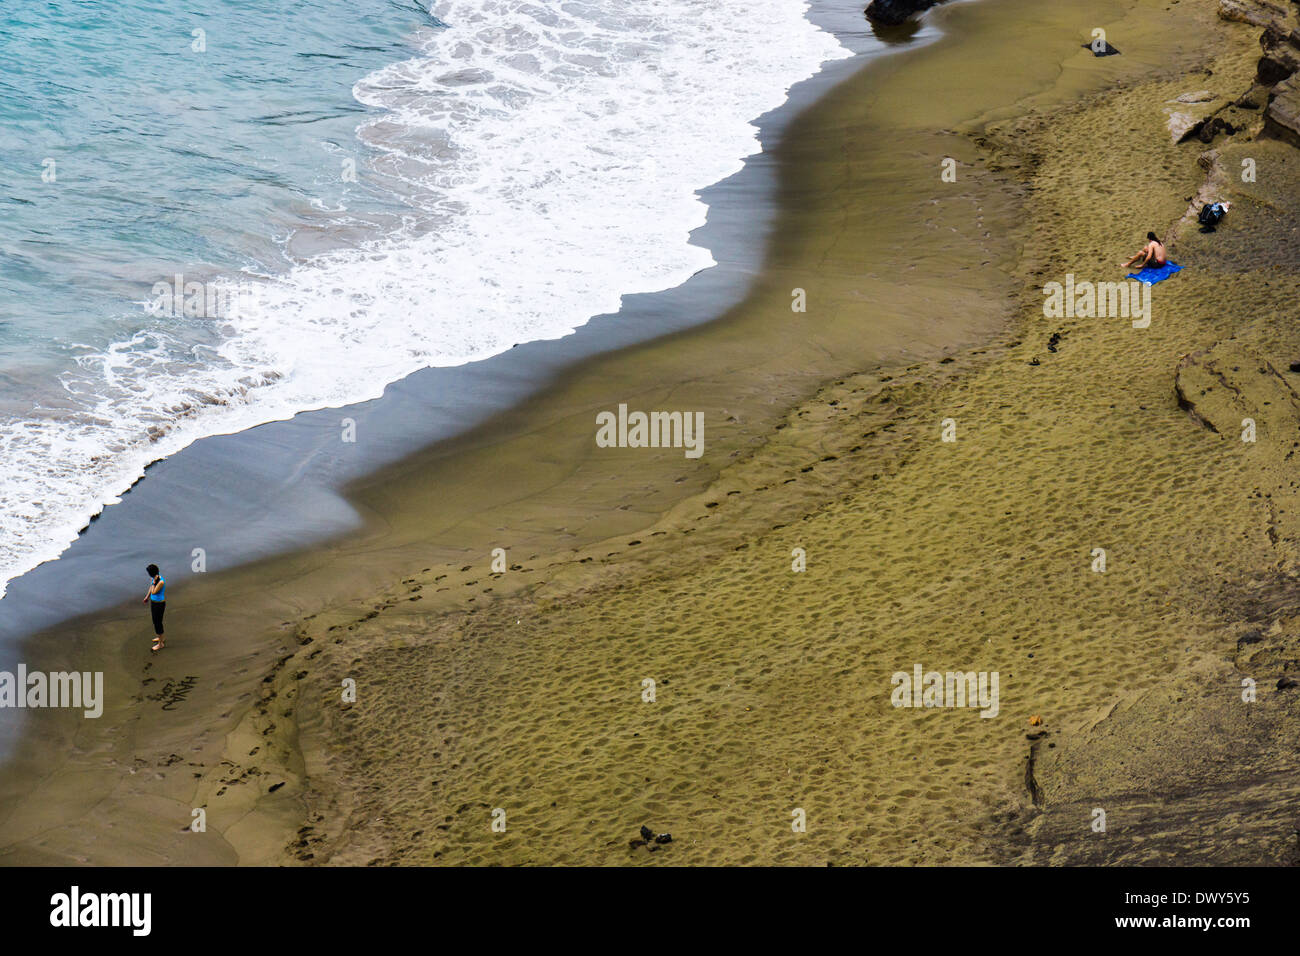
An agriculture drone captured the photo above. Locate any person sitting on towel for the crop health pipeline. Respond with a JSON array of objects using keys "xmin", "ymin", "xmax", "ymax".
[{"xmin": 1121, "ymin": 232, "xmax": 1166, "ymax": 270}]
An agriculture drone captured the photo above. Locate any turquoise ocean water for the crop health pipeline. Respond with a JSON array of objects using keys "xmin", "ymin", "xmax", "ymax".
[{"xmin": 0, "ymin": 0, "xmax": 847, "ymax": 596}]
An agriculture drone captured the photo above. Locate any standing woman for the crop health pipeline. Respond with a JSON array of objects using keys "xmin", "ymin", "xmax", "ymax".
[{"xmin": 142, "ymin": 563, "xmax": 166, "ymax": 651}]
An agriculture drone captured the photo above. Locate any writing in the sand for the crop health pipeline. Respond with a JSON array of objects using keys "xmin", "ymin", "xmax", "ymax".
[{"xmin": 147, "ymin": 676, "xmax": 198, "ymax": 711}]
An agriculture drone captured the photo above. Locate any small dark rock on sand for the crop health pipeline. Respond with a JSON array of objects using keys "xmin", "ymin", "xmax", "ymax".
[
  {"xmin": 865, "ymin": 0, "xmax": 943, "ymax": 27},
  {"xmin": 631, "ymin": 824, "xmax": 672, "ymax": 849},
  {"xmin": 1083, "ymin": 41, "xmax": 1121, "ymax": 56},
  {"xmin": 1278, "ymin": 675, "xmax": 1299, "ymax": 690},
  {"xmin": 1195, "ymin": 116, "xmax": 1238, "ymax": 143}
]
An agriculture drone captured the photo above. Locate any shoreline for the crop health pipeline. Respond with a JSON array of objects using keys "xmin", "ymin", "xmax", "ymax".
[
  {"xmin": 0, "ymin": 1, "xmax": 892, "ymax": 646},
  {"xmin": 5, "ymin": 0, "xmax": 1300, "ymax": 866},
  {"xmin": 0, "ymin": 0, "xmax": 899, "ymax": 763},
  {"xmin": 0, "ymin": 0, "xmax": 854, "ymax": 623}
]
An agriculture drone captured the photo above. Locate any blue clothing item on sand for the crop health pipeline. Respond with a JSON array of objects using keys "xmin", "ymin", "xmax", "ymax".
[{"xmin": 150, "ymin": 576, "xmax": 166, "ymax": 602}]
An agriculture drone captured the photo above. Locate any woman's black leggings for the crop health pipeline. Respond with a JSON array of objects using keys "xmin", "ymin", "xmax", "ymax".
[{"xmin": 150, "ymin": 600, "xmax": 165, "ymax": 635}]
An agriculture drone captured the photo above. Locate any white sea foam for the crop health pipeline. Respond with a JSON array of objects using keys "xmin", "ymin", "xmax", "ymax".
[{"xmin": 0, "ymin": 0, "xmax": 848, "ymax": 597}]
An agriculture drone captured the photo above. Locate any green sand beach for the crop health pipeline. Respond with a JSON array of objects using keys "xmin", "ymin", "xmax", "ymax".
[{"xmin": 2, "ymin": 0, "xmax": 1299, "ymax": 866}]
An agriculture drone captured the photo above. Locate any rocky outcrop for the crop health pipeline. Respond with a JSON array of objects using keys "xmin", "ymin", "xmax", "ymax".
[
  {"xmin": 864, "ymin": 0, "xmax": 944, "ymax": 27},
  {"xmin": 1257, "ymin": 19, "xmax": 1300, "ymax": 84},
  {"xmin": 1215, "ymin": 2, "xmax": 1300, "ymax": 151},
  {"xmin": 1219, "ymin": 0, "xmax": 1287, "ymax": 28},
  {"xmin": 1166, "ymin": 110, "xmax": 1200, "ymax": 141},
  {"xmin": 1165, "ymin": 91, "xmax": 1233, "ymax": 142},
  {"xmin": 1264, "ymin": 74, "xmax": 1300, "ymax": 145}
]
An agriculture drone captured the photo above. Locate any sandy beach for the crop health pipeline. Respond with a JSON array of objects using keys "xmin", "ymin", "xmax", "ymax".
[{"xmin": 3, "ymin": 0, "xmax": 1299, "ymax": 867}]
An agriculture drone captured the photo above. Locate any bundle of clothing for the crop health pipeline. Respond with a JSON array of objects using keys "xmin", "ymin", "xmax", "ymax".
[{"xmin": 1198, "ymin": 200, "xmax": 1231, "ymax": 232}]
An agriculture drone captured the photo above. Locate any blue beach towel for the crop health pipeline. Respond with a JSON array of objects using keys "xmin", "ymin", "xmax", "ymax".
[{"xmin": 1126, "ymin": 262, "xmax": 1183, "ymax": 284}]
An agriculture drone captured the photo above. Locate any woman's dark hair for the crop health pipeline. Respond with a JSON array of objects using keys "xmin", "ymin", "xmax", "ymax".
[
  {"xmin": 146, "ymin": 564, "xmax": 159, "ymax": 578},
  {"xmin": 1147, "ymin": 231, "xmax": 1160, "ymax": 242}
]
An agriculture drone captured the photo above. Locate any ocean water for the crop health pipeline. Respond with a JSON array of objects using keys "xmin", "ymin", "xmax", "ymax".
[{"xmin": 0, "ymin": 0, "xmax": 849, "ymax": 598}]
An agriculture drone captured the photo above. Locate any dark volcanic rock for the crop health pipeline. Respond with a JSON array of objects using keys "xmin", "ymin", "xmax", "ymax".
[
  {"xmin": 1195, "ymin": 116, "xmax": 1239, "ymax": 143},
  {"xmin": 865, "ymin": 0, "xmax": 943, "ymax": 27},
  {"xmin": 1257, "ymin": 21, "xmax": 1300, "ymax": 83},
  {"xmin": 1265, "ymin": 76, "xmax": 1300, "ymax": 146},
  {"xmin": 1258, "ymin": 49, "xmax": 1300, "ymax": 84}
]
